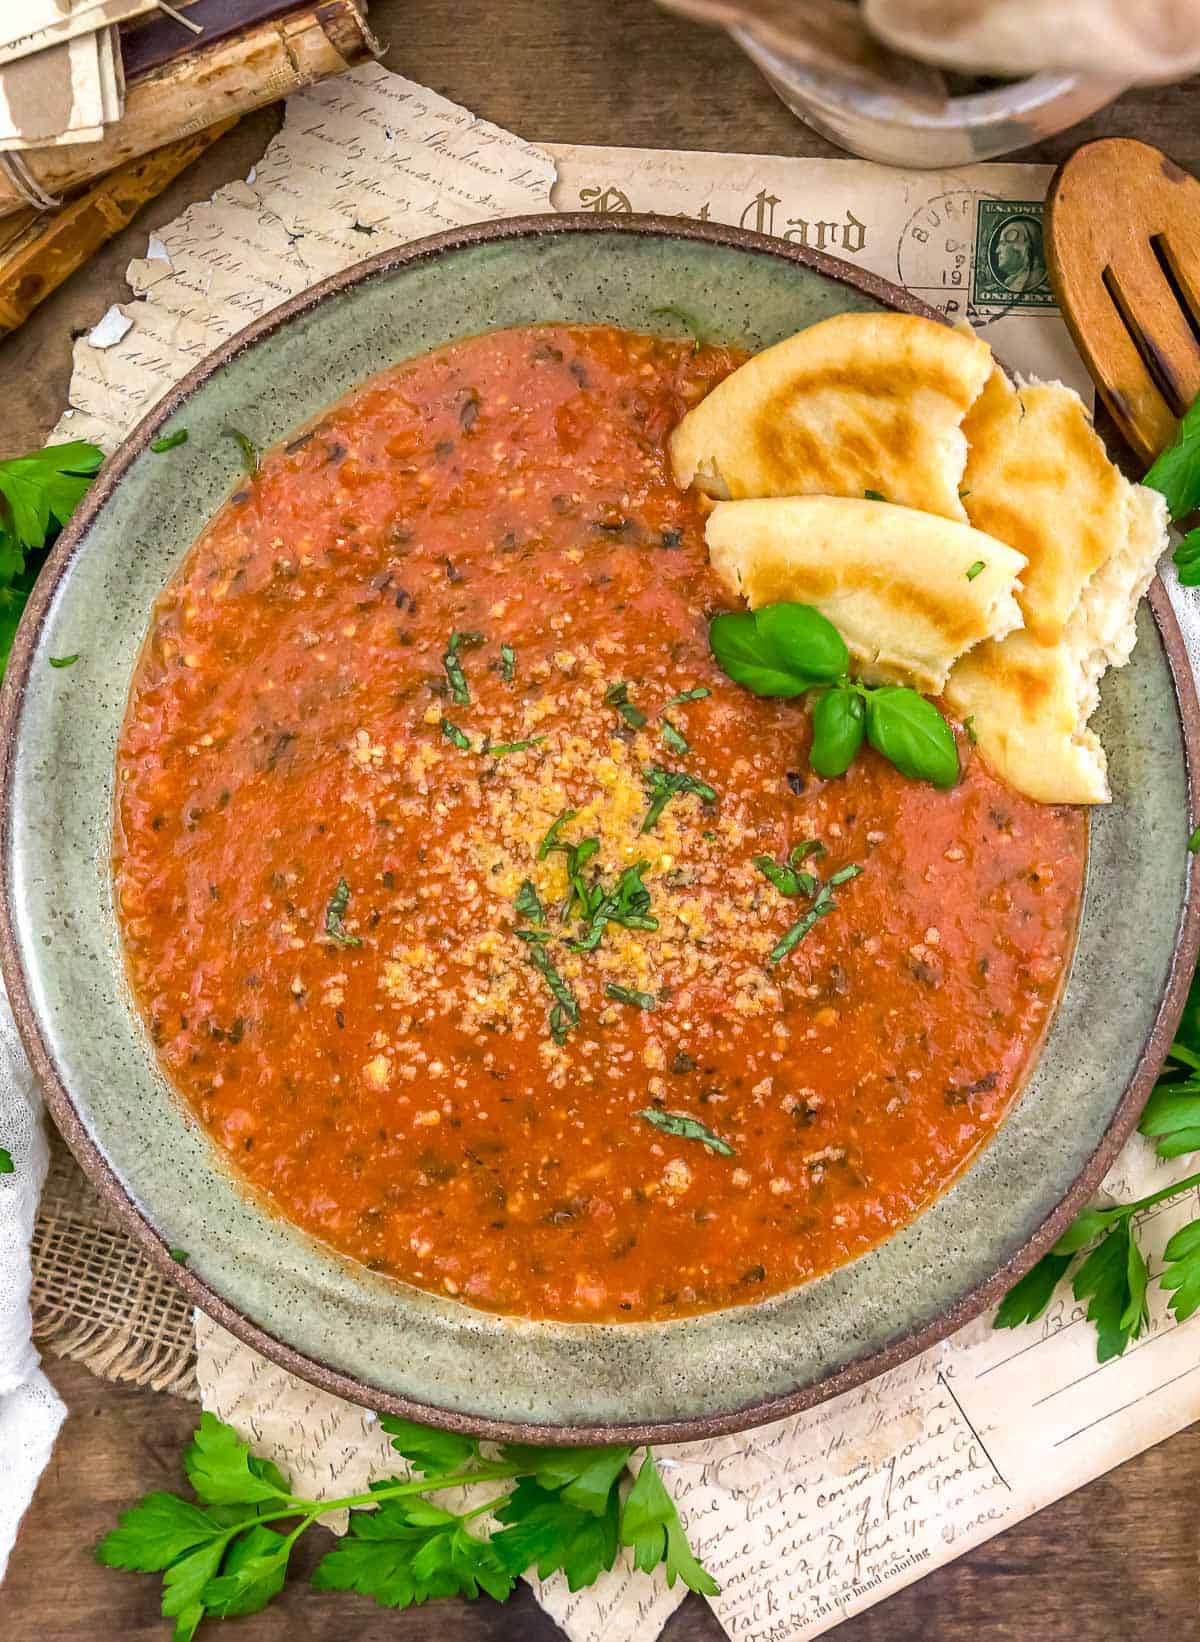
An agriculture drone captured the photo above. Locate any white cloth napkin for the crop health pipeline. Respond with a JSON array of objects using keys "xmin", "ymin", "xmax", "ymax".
[{"xmin": 0, "ymin": 987, "xmax": 64, "ymax": 1581}]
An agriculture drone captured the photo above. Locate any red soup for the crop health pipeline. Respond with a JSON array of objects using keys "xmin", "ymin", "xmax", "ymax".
[{"xmin": 113, "ymin": 324, "xmax": 1086, "ymax": 1322}]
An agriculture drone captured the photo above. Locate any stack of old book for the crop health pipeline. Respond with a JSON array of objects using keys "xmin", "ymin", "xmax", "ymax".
[{"xmin": 0, "ymin": 0, "xmax": 378, "ymax": 334}]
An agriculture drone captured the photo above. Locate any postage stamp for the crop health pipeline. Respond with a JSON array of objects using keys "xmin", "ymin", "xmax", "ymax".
[{"xmin": 972, "ymin": 199, "xmax": 1055, "ymax": 308}]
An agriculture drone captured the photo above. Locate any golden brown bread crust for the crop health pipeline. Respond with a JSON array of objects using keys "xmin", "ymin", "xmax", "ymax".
[
  {"xmin": 961, "ymin": 370, "xmax": 1128, "ymax": 646},
  {"xmin": 706, "ymin": 495, "xmax": 1026, "ymax": 693},
  {"xmin": 670, "ymin": 311, "xmax": 994, "ymax": 519}
]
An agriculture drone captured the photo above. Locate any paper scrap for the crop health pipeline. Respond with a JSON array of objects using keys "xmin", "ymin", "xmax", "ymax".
[{"xmin": 87, "ymin": 303, "xmax": 132, "ymax": 347}]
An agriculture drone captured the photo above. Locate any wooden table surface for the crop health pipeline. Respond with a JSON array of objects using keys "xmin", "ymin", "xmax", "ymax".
[{"xmin": 2, "ymin": 2, "xmax": 1199, "ymax": 1638}]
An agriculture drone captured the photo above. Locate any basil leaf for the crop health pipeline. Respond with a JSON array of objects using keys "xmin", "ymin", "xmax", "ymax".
[
  {"xmin": 865, "ymin": 688, "xmax": 958, "ymax": 788},
  {"xmin": 1144, "ymin": 392, "xmax": 1200, "ymax": 521},
  {"xmin": 809, "ymin": 687, "xmax": 865, "ymax": 779},
  {"xmin": 708, "ymin": 602, "xmax": 846, "ymax": 697}
]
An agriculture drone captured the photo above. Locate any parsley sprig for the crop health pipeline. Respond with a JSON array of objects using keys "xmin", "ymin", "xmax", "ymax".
[
  {"xmin": 998, "ymin": 967, "xmax": 1200, "ymax": 1359},
  {"xmin": 0, "ymin": 440, "xmax": 103, "ymax": 670},
  {"xmin": 97, "ymin": 1412, "xmax": 717, "ymax": 1635},
  {"xmin": 995, "ymin": 1167, "xmax": 1200, "ymax": 1358}
]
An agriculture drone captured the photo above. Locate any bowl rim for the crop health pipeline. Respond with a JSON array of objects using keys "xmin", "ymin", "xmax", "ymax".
[{"xmin": 3, "ymin": 210, "xmax": 1198, "ymax": 1445}]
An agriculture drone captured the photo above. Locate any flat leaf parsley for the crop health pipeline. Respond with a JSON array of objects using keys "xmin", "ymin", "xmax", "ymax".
[
  {"xmin": 97, "ymin": 1412, "xmax": 717, "ymax": 1633},
  {"xmin": 0, "ymin": 439, "xmax": 103, "ymax": 671}
]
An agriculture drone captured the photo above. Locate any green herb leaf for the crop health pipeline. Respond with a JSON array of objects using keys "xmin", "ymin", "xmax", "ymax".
[
  {"xmin": 637, "ymin": 1107, "xmax": 734, "ymax": 1156},
  {"xmin": 809, "ymin": 686, "xmax": 865, "ymax": 779},
  {"xmin": 169, "ymin": 1248, "xmax": 189, "ymax": 1264},
  {"xmin": 538, "ymin": 809, "xmax": 577, "ymax": 860},
  {"xmin": 1160, "ymin": 1217, "xmax": 1200, "ymax": 1322},
  {"xmin": 184, "ymin": 1414, "xmax": 292, "ymax": 1506},
  {"xmin": 491, "ymin": 1477, "xmax": 620, "ymax": 1592},
  {"xmin": 752, "ymin": 848, "xmax": 819, "ymax": 898},
  {"xmin": 96, "ymin": 1491, "xmax": 226, "ymax": 1574},
  {"xmin": 566, "ymin": 859, "xmax": 658, "ymax": 953},
  {"xmin": 1174, "ymin": 525, "xmax": 1200, "ymax": 585},
  {"xmin": 865, "ymin": 687, "xmax": 959, "ymax": 788},
  {"xmin": 151, "ymin": 429, "xmax": 189, "ymax": 453},
  {"xmin": 966, "ymin": 559, "xmax": 986, "ymax": 581},
  {"xmin": 659, "ymin": 717, "xmax": 689, "ymax": 755},
  {"xmin": 313, "ymin": 1493, "xmax": 514, "ymax": 1607},
  {"xmin": 223, "ymin": 427, "xmax": 259, "ymax": 477},
  {"xmin": 1144, "ymin": 392, "xmax": 1200, "ymax": 519},
  {"xmin": 514, "ymin": 879, "xmax": 545, "ymax": 925},
  {"xmin": 439, "ymin": 717, "xmax": 471, "ymax": 751},
  {"xmin": 709, "ymin": 603, "xmax": 848, "ymax": 697},
  {"xmin": 1190, "ymin": 824, "xmax": 1200, "ymax": 852},
  {"xmin": 768, "ymin": 900, "xmax": 833, "ymax": 964},
  {"xmin": 498, "ymin": 642, "xmax": 516, "ymax": 681},
  {"xmin": 0, "ymin": 1147, "xmax": 13, "ymax": 1174},
  {"xmin": 649, "ymin": 303, "xmax": 705, "ymax": 353},
  {"xmin": 665, "ymin": 686, "xmax": 710, "ymax": 707},
  {"xmin": 443, "ymin": 629, "xmax": 484, "ymax": 705},
  {"xmin": 863, "ymin": 489, "xmax": 887, "ymax": 502},
  {"xmin": 1138, "ymin": 1081, "xmax": 1200, "ymax": 1157},
  {"xmin": 377, "ymin": 1414, "xmax": 479, "ymax": 1475},
  {"xmin": 640, "ymin": 764, "xmax": 718, "ymax": 833},
  {"xmin": 619, "ymin": 1453, "xmax": 719, "ymax": 1595},
  {"xmin": 523, "ymin": 940, "xmax": 580, "ymax": 1044},
  {"xmin": 604, "ymin": 680, "xmax": 647, "ymax": 729},
  {"xmin": 324, "ymin": 877, "xmax": 363, "ymax": 947},
  {"xmin": 487, "ymin": 735, "xmax": 546, "ymax": 756},
  {"xmin": 49, "ymin": 653, "xmax": 78, "ymax": 668},
  {"xmin": 605, "ymin": 983, "xmax": 657, "ymax": 1010},
  {"xmin": 992, "ymin": 1250, "xmax": 1076, "ymax": 1328},
  {"xmin": 498, "ymin": 1444, "xmax": 634, "ymax": 1516},
  {"xmin": 201, "ymin": 1524, "xmax": 292, "ymax": 1618},
  {"xmin": 0, "ymin": 440, "xmax": 103, "ymax": 549},
  {"xmin": 1072, "ymin": 1220, "xmax": 1148, "ymax": 1361}
]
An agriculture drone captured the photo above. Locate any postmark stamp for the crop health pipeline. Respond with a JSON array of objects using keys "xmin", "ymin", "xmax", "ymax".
[{"xmin": 972, "ymin": 200, "xmax": 1054, "ymax": 308}]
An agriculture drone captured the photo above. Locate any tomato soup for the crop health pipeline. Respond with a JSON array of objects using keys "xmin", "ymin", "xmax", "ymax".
[{"xmin": 113, "ymin": 324, "xmax": 1086, "ymax": 1322}]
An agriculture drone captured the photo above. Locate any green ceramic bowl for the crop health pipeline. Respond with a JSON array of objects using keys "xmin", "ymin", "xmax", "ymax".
[{"xmin": 3, "ymin": 216, "xmax": 1198, "ymax": 1443}]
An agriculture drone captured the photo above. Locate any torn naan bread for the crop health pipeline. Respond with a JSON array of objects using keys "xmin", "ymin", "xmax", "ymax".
[
  {"xmin": 706, "ymin": 495, "xmax": 1026, "ymax": 694},
  {"xmin": 670, "ymin": 311, "xmax": 994, "ymax": 520},
  {"xmin": 943, "ymin": 484, "xmax": 1168, "ymax": 804},
  {"xmin": 961, "ymin": 369, "xmax": 1141, "ymax": 645}
]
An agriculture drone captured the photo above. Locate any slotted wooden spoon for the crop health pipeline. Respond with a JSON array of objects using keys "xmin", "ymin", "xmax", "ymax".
[{"xmin": 1046, "ymin": 138, "xmax": 1200, "ymax": 468}]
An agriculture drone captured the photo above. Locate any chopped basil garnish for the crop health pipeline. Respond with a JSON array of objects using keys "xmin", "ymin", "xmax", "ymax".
[
  {"xmin": 604, "ymin": 680, "xmax": 647, "ymax": 729},
  {"xmin": 966, "ymin": 559, "xmax": 986, "ymax": 581},
  {"xmin": 486, "ymin": 735, "xmax": 546, "ymax": 756},
  {"xmin": 864, "ymin": 489, "xmax": 887, "ymax": 502},
  {"xmin": 665, "ymin": 686, "xmax": 710, "ymax": 707},
  {"xmin": 0, "ymin": 1147, "xmax": 13, "ymax": 1174},
  {"xmin": 223, "ymin": 426, "xmax": 259, "ymax": 475},
  {"xmin": 514, "ymin": 879, "xmax": 545, "ymax": 923},
  {"xmin": 49, "ymin": 653, "xmax": 79, "ymax": 669},
  {"xmin": 440, "ymin": 717, "xmax": 471, "ymax": 750},
  {"xmin": 753, "ymin": 844, "xmax": 823, "ymax": 898},
  {"xmin": 538, "ymin": 809, "xmax": 577, "ymax": 860},
  {"xmin": 1189, "ymin": 826, "xmax": 1200, "ymax": 854},
  {"xmin": 637, "ymin": 1108, "xmax": 734, "ymax": 1156},
  {"xmin": 169, "ymin": 1248, "xmax": 189, "ymax": 1264},
  {"xmin": 443, "ymin": 630, "xmax": 484, "ymax": 705},
  {"xmin": 640, "ymin": 765, "xmax": 717, "ymax": 833},
  {"xmin": 767, "ymin": 863, "xmax": 862, "ymax": 967},
  {"xmin": 150, "ymin": 428, "xmax": 188, "ymax": 453},
  {"xmin": 523, "ymin": 940, "xmax": 579, "ymax": 1044},
  {"xmin": 499, "ymin": 642, "xmax": 516, "ymax": 681},
  {"xmin": 605, "ymin": 983, "xmax": 657, "ymax": 1011},
  {"xmin": 649, "ymin": 303, "xmax": 705, "ymax": 353},
  {"xmin": 324, "ymin": 877, "xmax": 363, "ymax": 947},
  {"xmin": 566, "ymin": 860, "xmax": 657, "ymax": 953},
  {"xmin": 659, "ymin": 717, "xmax": 689, "ymax": 755}
]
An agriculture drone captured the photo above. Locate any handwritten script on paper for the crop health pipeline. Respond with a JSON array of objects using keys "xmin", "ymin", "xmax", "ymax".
[{"xmin": 52, "ymin": 63, "xmax": 1198, "ymax": 1641}]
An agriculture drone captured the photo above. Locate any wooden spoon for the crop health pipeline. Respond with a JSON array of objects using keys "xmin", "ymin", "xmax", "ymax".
[{"xmin": 1045, "ymin": 138, "xmax": 1200, "ymax": 467}]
